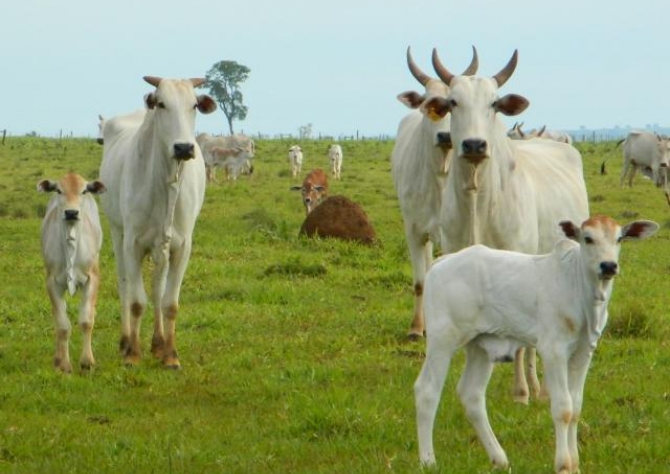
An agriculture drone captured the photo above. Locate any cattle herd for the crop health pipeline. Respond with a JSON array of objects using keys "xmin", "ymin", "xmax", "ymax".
[{"xmin": 37, "ymin": 47, "xmax": 663, "ymax": 474}]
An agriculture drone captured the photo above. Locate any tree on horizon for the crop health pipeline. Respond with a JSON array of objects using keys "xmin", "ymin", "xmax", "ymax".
[{"xmin": 204, "ymin": 60, "xmax": 250, "ymax": 134}]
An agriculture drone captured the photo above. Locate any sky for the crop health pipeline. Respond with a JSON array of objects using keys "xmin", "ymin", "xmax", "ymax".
[{"xmin": 2, "ymin": 0, "xmax": 670, "ymax": 139}]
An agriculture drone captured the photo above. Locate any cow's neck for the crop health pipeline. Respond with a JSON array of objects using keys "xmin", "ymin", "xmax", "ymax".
[{"xmin": 137, "ymin": 126, "xmax": 185, "ymax": 247}]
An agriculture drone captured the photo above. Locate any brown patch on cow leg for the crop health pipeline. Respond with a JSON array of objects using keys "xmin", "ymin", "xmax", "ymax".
[
  {"xmin": 151, "ymin": 333, "xmax": 165, "ymax": 358},
  {"xmin": 119, "ymin": 335, "xmax": 130, "ymax": 354}
]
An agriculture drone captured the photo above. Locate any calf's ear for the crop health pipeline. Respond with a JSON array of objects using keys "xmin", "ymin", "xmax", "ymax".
[
  {"xmin": 559, "ymin": 220, "xmax": 580, "ymax": 240},
  {"xmin": 622, "ymin": 220, "xmax": 660, "ymax": 241},
  {"xmin": 37, "ymin": 180, "xmax": 57, "ymax": 193},
  {"xmin": 86, "ymin": 181, "xmax": 107, "ymax": 195}
]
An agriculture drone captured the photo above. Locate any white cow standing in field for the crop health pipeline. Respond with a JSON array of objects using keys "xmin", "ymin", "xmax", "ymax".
[
  {"xmin": 415, "ymin": 215, "xmax": 659, "ymax": 473},
  {"xmin": 392, "ymin": 46, "xmax": 478, "ymax": 338},
  {"xmin": 288, "ymin": 145, "xmax": 303, "ymax": 178},
  {"xmin": 196, "ymin": 132, "xmax": 255, "ymax": 182},
  {"xmin": 618, "ymin": 131, "xmax": 670, "ymax": 204},
  {"xmin": 99, "ymin": 76, "xmax": 217, "ymax": 369},
  {"xmin": 38, "ymin": 173, "xmax": 106, "ymax": 372},
  {"xmin": 430, "ymin": 49, "xmax": 590, "ymax": 403},
  {"xmin": 328, "ymin": 144, "xmax": 343, "ymax": 179}
]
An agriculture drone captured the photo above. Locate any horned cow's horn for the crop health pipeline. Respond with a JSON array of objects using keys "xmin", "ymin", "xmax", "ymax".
[
  {"xmin": 431, "ymin": 49, "xmax": 454, "ymax": 85},
  {"xmin": 406, "ymin": 46, "xmax": 431, "ymax": 86},
  {"xmin": 492, "ymin": 50, "xmax": 518, "ymax": 87}
]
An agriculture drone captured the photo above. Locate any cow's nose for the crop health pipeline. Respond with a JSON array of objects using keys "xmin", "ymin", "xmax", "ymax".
[
  {"xmin": 600, "ymin": 261, "xmax": 618, "ymax": 279},
  {"xmin": 174, "ymin": 143, "xmax": 195, "ymax": 160},
  {"xmin": 462, "ymin": 138, "xmax": 487, "ymax": 156},
  {"xmin": 64, "ymin": 209, "xmax": 79, "ymax": 221},
  {"xmin": 437, "ymin": 132, "xmax": 452, "ymax": 148}
]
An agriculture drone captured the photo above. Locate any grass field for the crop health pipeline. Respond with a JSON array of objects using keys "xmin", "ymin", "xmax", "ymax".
[{"xmin": 0, "ymin": 136, "xmax": 668, "ymax": 473}]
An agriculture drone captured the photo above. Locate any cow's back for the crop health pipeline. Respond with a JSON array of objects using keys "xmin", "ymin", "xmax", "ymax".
[{"xmin": 514, "ymin": 140, "xmax": 589, "ymax": 252}]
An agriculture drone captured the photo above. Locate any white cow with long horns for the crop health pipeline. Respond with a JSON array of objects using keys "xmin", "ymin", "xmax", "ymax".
[
  {"xmin": 424, "ymin": 49, "xmax": 590, "ymax": 403},
  {"xmin": 391, "ymin": 46, "xmax": 478, "ymax": 339}
]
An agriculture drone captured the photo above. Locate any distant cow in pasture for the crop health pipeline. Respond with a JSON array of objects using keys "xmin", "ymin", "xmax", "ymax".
[
  {"xmin": 291, "ymin": 168, "xmax": 328, "ymax": 215},
  {"xmin": 299, "ymin": 195, "xmax": 376, "ymax": 245},
  {"xmin": 328, "ymin": 144, "xmax": 343, "ymax": 179},
  {"xmin": 196, "ymin": 132, "xmax": 255, "ymax": 183},
  {"xmin": 288, "ymin": 145, "xmax": 304, "ymax": 178},
  {"xmin": 415, "ymin": 215, "xmax": 658, "ymax": 473},
  {"xmin": 99, "ymin": 76, "xmax": 217, "ymax": 369},
  {"xmin": 38, "ymin": 173, "xmax": 106, "ymax": 372},
  {"xmin": 617, "ymin": 131, "xmax": 670, "ymax": 205}
]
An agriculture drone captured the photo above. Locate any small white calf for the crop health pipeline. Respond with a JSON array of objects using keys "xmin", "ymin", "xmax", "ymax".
[
  {"xmin": 288, "ymin": 145, "xmax": 303, "ymax": 178},
  {"xmin": 38, "ymin": 173, "xmax": 106, "ymax": 372},
  {"xmin": 415, "ymin": 215, "xmax": 658, "ymax": 473},
  {"xmin": 328, "ymin": 144, "xmax": 343, "ymax": 179}
]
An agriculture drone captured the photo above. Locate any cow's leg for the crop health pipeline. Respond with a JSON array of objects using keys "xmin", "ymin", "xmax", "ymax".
[
  {"xmin": 46, "ymin": 276, "xmax": 71, "ymax": 373},
  {"xmin": 158, "ymin": 239, "xmax": 192, "ymax": 369},
  {"xmin": 122, "ymin": 236, "xmax": 148, "ymax": 366},
  {"xmin": 108, "ymin": 226, "xmax": 132, "ymax": 357},
  {"xmin": 512, "ymin": 346, "xmax": 530, "ymax": 404},
  {"xmin": 540, "ymin": 347, "xmax": 573, "ymax": 474},
  {"xmin": 406, "ymin": 231, "xmax": 432, "ymax": 339},
  {"xmin": 459, "ymin": 342, "xmax": 508, "ymax": 469},
  {"xmin": 150, "ymin": 241, "xmax": 171, "ymax": 361},
  {"xmin": 526, "ymin": 346, "xmax": 543, "ymax": 399},
  {"xmin": 619, "ymin": 160, "xmax": 629, "ymax": 187},
  {"xmin": 414, "ymin": 333, "xmax": 456, "ymax": 467},
  {"xmin": 565, "ymin": 347, "xmax": 594, "ymax": 473},
  {"xmin": 78, "ymin": 262, "xmax": 100, "ymax": 370}
]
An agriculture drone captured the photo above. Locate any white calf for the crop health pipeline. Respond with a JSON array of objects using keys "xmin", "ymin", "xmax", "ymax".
[
  {"xmin": 328, "ymin": 144, "xmax": 343, "ymax": 179},
  {"xmin": 288, "ymin": 145, "xmax": 303, "ymax": 178},
  {"xmin": 38, "ymin": 173, "xmax": 106, "ymax": 372},
  {"xmin": 415, "ymin": 215, "xmax": 658, "ymax": 473}
]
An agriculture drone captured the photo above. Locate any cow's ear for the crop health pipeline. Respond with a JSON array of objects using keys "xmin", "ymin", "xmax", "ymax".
[
  {"xmin": 86, "ymin": 180, "xmax": 106, "ymax": 195},
  {"xmin": 422, "ymin": 97, "xmax": 450, "ymax": 121},
  {"xmin": 145, "ymin": 93, "xmax": 158, "ymax": 110},
  {"xmin": 37, "ymin": 180, "xmax": 57, "ymax": 193},
  {"xmin": 495, "ymin": 94, "xmax": 529, "ymax": 116},
  {"xmin": 621, "ymin": 220, "xmax": 660, "ymax": 241},
  {"xmin": 197, "ymin": 95, "xmax": 217, "ymax": 114},
  {"xmin": 397, "ymin": 91, "xmax": 425, "ymax": 109},
  {"xmin": 559, "ymin": 220, "xmax": 580, "ymax": 240}
]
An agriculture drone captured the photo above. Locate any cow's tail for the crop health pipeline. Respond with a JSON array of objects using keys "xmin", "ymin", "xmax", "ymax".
[
  {"xmin": 601, "ymin": 138, "xmax": 626, "ymax": 175},
  {"xmin": 600, "ymin": 158, "xmax": 608, "ymax": 175}
]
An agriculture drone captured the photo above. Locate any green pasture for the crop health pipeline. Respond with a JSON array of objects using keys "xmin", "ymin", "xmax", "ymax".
[{"xmin": 0, "ymin": 136, "xmax": 668, "ymax": 473}]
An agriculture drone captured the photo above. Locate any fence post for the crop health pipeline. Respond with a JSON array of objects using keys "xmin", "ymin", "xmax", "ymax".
[{"xmin": 1, "ymin": 129, "xmax": 5, "ymax": 145}]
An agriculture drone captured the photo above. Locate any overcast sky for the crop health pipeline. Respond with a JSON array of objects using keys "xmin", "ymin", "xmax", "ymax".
[{"xmin": 2, "ymin": 0, "xmax": 668, "ymax": 139}]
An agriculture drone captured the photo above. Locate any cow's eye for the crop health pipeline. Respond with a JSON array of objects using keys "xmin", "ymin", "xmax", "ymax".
[
  {"xmin": 449, "ymin": 99, "xmax": 457, "ymax": 107},
  {"xmin": 492, "ymin": 100, "xmax": 498, "ymax": 108},
  {"xmin": 157, "ymin": 102, "xmax": 166, "ymax": 109},
  {"xmin": 584, "ymin": 236, "xmax": 594, "ymax": 244}
]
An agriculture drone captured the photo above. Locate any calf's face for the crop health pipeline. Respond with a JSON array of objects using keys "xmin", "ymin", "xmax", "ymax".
[
  {"xmin": 560, "ymin": 215, "xmax": 659, "ymax": 281},
  {"xmin": 38, "ymin": 173, "xmax": 106, "ymax": 222}
]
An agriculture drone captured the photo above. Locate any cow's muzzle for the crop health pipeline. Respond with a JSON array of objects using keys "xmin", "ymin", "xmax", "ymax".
[
  {"xmin": 461, "ymin": 138, "xmax": 488, "ymax": 165},
  {"xmin": 174, "ymin": 143, "xmax": 195, "ymax": 160},
  {"xmin": 599, "ymin": 261, "xmax": 619, "ymax": 280},
  {"xmin": 64, "ymin": 209, "xmax": 79, "ymax": 221}
]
